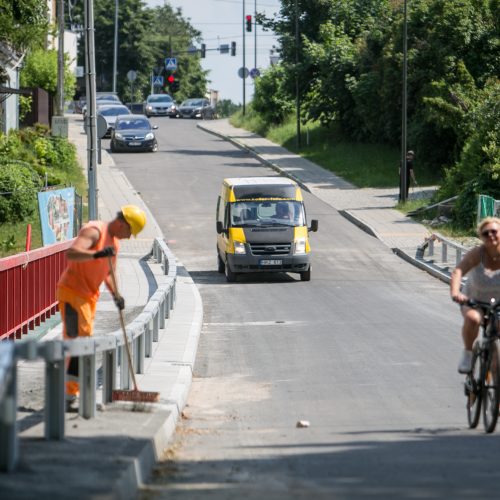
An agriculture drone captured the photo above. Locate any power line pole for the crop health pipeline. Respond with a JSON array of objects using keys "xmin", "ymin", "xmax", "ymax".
[
  {"xmin": 295, "ymin": 0, "xmax": 301, "ymax": 149},
  {"xmin": 85, "ymin": 0, "xmax": 98, "ymax": 219},
  {"xmin": 242, "ymin": 0, "xmax": 246, "ymax": 115},
  {"xmin": 112, "ymin": 0, "xmax": 118, "ymax": 93},
  {"xmin": 56, "ymin": 0, "xmax": 65, "ymax": 115},
  {"xmin": 254, "ymin": 0, "xmax": 257, "ymax": 70},
  {"xmin": 400, "ymin": 0, "xmax": 408, "ymax": 203}
]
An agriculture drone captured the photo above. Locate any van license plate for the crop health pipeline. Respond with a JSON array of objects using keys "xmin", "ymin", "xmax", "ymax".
[{"xmin": 260, "ymin": 259, "xmax": 282, "ymax": 266}]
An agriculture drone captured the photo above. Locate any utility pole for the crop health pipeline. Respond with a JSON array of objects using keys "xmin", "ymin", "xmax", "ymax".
[
  {"xmin": 254, "ymin": 0, "xmax": 257, "ymax": 71},
  {"xmin": 85, "ymin": 0, "xmax": 98, "ymax": 219},
  {"xmin": 242, "ymin": 0, "xmax": 246, "ymax": 115},
  {"xmin": 112, "ymin": 0, "xmax": 118, "ymax": 93},
  {"xmin": 295, "ymin": 0, "xmax": 301, "ymax": 149},
  {"xmin": 56, "ymin": 0, "xmax": 65, "ymax": 115},
  {"xmin": 399, "ymin": 0, "xmax": 408, "ymax": 203}
]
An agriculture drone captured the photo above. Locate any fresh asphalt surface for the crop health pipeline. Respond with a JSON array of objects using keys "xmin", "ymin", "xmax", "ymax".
[{"xmin": 96, "ymin": 117, "xmax": 500, "ymax": 499}]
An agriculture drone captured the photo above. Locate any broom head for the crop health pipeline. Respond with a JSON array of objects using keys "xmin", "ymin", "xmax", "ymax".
[{"xmin": 112, "ymin": 389, "xmax": 160, "ymax": 403}]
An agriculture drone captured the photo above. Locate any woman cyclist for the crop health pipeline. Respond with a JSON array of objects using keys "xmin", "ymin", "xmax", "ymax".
[{"xmin": 450, "ymin": 217, "xmax": 500, "ymax": 373}]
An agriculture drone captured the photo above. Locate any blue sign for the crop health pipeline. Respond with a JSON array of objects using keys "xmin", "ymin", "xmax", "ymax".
[
  {"xmin": 37, "ymin": 187, "xmax": 75, "ymax": 245},
  {"xmin": 165, "ymin": 57, "xmax": 177, "ymax": 70},
  {"xmin": 152, "ymin": 75, "xmax": 164, "ymax": 86}
]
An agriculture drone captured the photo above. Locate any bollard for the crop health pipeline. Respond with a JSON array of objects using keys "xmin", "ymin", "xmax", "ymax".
[
  {"xmin": 102, "ymin": 349, "xmax": 117, "ymax": 404},
  {"xmin": 79, "ymin": 354, "xmax": 96, "ymax": 419}
]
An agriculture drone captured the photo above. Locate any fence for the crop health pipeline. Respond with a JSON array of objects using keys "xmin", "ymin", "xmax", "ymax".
[
  {"xmin": 0, "ymin": 237, "xmax": 176, "ymax": 472},
  {"xmin": 0, "ymin": 241, "xmax": 72, "ymax": 341}
]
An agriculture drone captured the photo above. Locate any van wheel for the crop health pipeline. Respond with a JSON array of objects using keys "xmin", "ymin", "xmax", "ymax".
[
  {"xmin": 300, "ymin": 267, "xmax": 311, "ymax": 282},
  {"xmin": 225, "ymin": 258, "xmax": 237, "ymax": 282},
  {"xmin": 217, "ymin": 252, "xmax": 225, "ymax": 273}
]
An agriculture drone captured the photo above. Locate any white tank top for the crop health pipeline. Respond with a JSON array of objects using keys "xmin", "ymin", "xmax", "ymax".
[{"xmin": 464, "ymin": 248, "xmax": 500, "ymax": 302}]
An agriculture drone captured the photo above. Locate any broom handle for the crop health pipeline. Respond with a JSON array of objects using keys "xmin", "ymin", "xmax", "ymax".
[{"xmin": 107, "ymin": 255, "xmax": 139, "ymax": 391}]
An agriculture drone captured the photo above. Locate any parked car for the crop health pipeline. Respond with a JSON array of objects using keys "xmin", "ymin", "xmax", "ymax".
[
  {"xmin": 97, "ymin": 104, "xmax": 131, "ymax": 137},
  {"xmin": 178, "ymin": 98, "xmax": 215, "ymax": 119},
  {"xmin": 144, "ymin": 94, "xmax": 178, "ymax": 117},
  {"xmin": 82, "ymin": 93, "xmax": 122, "ymax": 116},
  {"xmin": 110, "ymin": 114, "xmax": 158, "ymax": 153}
]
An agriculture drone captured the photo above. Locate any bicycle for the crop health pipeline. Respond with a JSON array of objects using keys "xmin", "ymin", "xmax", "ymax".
[{"xmin": 464, "ymin": 298, "xmax": 500, "ymax": 433}]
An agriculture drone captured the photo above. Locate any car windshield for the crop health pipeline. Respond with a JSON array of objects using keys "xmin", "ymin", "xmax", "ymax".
[
  {"xmin": 148, "ymin": 95, "xmax": 172, "ymax": 103},
  {"xmin": 99, "ymin": 106, "xmax": 130, "ymax": 116},
  {"xmin": 116, "ymin": 118, "xmax": 150, "ymax": 130},
  {"xmin": 183, "ymin": 99, "xmax": 203, "ymax": 107},
  {"xmin": 229, "ymin": 201, "xmax": 305, "ymax": 227}
]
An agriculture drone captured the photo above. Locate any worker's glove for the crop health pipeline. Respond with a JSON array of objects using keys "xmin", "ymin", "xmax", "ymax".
[
  {"xmin": 114, "ymin": 294, "xmax": 125, "ymax": 311},
  {"xmin": 93, "ymin": 246, "xmax": 115, "ymax": 259}
]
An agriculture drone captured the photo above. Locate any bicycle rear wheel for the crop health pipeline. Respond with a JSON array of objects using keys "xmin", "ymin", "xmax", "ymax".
[
  {"xmin": 482, "ymin": 340, "xmax": 500, "ymax": 433},
  {"xmin": 466, "ymin": 350, "xmax": 482, "ymax": 429}
]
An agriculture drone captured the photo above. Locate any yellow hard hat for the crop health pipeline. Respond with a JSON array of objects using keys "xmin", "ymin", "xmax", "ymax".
[{"xmin": 121, "ymin": 205, "xmax": 146, "ymax": 236}]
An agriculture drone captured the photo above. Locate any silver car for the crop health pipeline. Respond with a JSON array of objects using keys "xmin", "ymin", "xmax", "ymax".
[
  {"xmin": 97, "ymin": 104, "xmax": 131, "ymax": 137},
  {"xmin": 178, "ymin": 98, "xmax": 215, "ymax": 119},
  {"xmin": 144, "ymin": 94, "xmax": 176, "ymax": 117}
]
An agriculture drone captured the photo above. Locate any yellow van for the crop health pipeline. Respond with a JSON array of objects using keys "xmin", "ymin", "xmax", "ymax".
[{"xmin": 216, "ymin": 177, "xmax": 318, "ymax": 282}]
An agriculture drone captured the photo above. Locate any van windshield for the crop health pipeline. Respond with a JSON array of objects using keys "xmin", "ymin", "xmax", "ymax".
[{"xmin": 230, "ymin": 201, "xmax": 305, "ymax": 227}]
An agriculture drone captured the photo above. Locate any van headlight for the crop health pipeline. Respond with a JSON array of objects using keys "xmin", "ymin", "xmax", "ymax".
[
  {"xmin": 234, "ymin": 241, "xmax": 246, "ymax": 255},
  {"xmin": 294, "ymin": 237, "xmax": 306, "ymax": 255}
]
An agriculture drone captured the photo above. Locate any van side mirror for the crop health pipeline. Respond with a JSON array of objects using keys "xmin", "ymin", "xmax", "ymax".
[
  {"xmin": 309, "ymin": 219, "xmax": 318, "ymax": 232},
  {"xmin": 216, "ymin": 221, "xmax": 224, "ymax": 234}
]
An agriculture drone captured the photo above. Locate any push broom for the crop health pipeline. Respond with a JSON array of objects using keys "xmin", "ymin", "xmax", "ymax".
[{"xmin": 107, "ymin": 256, "xmax": 160, "ymax": 403}]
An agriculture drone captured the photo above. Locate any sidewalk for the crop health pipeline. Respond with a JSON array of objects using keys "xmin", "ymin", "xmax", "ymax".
[
  {"xmin": 1, "ymin": 114, "xmax": 203, "ymax": 500},
  {"xmin": 198, "ymin": 119, "xmax": 467, "ymax": 279}
]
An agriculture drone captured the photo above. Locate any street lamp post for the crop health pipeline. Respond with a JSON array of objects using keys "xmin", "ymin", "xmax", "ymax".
[
  {"xmin": 242, "ymin": 0, "xmax": 246, "ymax": 115},
  {"xmin": 399, "ymin": 0, "xmax": 408, "ymax": 203}
]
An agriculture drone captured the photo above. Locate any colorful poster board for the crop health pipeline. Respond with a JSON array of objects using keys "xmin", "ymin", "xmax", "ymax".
[{"xmin": 38, "ymin": 187, "xmax": 75, "ymax": 245}]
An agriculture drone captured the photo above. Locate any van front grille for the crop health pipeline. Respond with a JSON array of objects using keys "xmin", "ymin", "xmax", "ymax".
[{"xmin": 250, "ymin": 243, "xmax": 291, "ymax": 255}]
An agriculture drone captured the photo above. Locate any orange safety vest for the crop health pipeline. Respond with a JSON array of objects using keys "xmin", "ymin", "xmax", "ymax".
[{"xmin": 57, "ymin": 221, "xmax": 119, "ymax": 303}]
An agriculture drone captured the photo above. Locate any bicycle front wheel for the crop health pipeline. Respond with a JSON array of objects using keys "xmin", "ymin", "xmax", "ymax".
[
  {"xmin": 466, "ymin": 350, "xmax": 482, "ymax": 429},
  {"xmin": 482, "ymin": 340, "xmax": 500, "ymax": 433}
]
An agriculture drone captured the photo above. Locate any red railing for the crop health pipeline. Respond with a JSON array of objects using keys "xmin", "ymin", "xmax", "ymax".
[{"xmin": 0, "ymin": 241, "xmax": 72, "ymax": 341}]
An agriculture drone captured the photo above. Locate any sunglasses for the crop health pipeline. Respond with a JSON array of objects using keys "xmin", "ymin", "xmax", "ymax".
[{"xmin": 481, "ymin": 229, "xmax": 498, "ymax": 238}]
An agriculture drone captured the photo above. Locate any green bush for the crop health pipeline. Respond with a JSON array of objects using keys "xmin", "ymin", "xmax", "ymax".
[{"xmin": 0, "ymin": 162, "xmax": 41, "ymax": 223}]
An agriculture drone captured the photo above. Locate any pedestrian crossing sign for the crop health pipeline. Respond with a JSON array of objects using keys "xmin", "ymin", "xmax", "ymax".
[
  {"xmin": 165, "ymin": 58, "xmax": 177, "ymax": 70},
  {"xmin": 152, "ymin": 75, "xmax": 164, "ymax": 86}
]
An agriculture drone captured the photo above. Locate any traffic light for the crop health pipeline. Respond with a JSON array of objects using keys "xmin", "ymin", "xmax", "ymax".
[
  {"xmin": 167, "ymin": 74, "xmax": 175, "ymax": 85},
  {"xmin": 231, "ymin": 41, "xmax": 236, "ymax": 56},
  {"xmin": 201, "ymin": 43, "xmax": 206, "ymax": 58},
  {"xmin": 245, "ymin": 15, "xmax": 252, "ymax": 32}
]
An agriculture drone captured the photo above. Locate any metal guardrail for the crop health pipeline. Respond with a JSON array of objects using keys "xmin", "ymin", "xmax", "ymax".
[
  {"xmin": 422, "ymin": 232, "xmax": 470, "ymax": 268},
  {"xmin": 0, "ymin": 238, "xmax": 177, "ymax": 472},
  {"xmin": 413, "ymin": 232, "xmax": 475, "ymax": 284}
]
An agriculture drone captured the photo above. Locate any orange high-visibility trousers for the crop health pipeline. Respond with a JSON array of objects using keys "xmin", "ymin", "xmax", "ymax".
[{"xmin": 57, "ymin": 288, "xmax": 97, "ymax": 398}]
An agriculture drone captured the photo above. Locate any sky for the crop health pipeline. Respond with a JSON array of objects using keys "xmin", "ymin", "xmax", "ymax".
[{"xmin": 145, "ymin": 0, "xmax": 282, "ymax": 104}]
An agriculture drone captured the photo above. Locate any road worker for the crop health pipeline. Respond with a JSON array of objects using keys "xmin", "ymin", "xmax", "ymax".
[{"xmin": 56, "ymin": 205, "xmax": 146, "ymax": 410}]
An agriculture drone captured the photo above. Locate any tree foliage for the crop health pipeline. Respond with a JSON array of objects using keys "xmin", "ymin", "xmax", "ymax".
[
  {"xmin": 20, "ymin": 49, "xmax": 76, "ymax": 97},
  {"xmin": 72, "ymin": 0, "xmax": 208, "ymax": 101},
  {"xmin": 255, "ymin": 0, "xmax": 499, "ymax": 225}
]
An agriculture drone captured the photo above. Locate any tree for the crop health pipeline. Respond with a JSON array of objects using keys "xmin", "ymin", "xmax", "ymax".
[
  {"xmin": 0, "ymin": 0, "xmax": 49, "ymax": 83},
  {"xmin": 20, "ymin": 49, "xmax": 76, "ymax": 97}
]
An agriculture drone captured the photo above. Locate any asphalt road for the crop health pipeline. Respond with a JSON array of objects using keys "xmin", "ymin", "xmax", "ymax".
[{"xmin": 106, "ymin": 118, "xmax": 500, "ymax": 499}]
